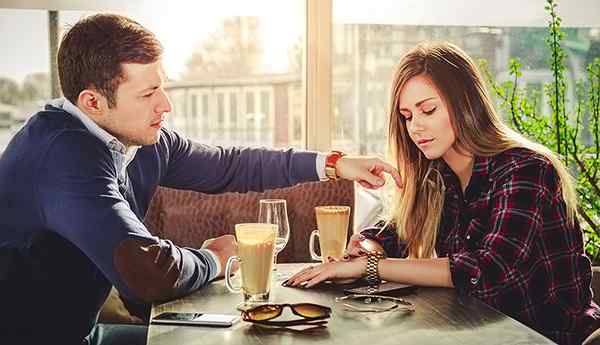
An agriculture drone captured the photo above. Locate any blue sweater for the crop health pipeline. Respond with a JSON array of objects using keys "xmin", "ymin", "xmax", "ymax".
[{"xmin": 0, "ymin": 105, "xmax": 318, "ymax": 343}]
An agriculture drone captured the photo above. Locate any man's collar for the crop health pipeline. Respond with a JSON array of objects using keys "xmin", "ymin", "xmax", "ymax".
[{"xmin": 49, "ymin": 97, "xmax": 127, "ymax": 154}]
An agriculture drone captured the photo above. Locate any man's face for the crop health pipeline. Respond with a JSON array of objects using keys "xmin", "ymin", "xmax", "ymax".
[{"xmin": 98, "ymin": 60, "xmax": 172, "ymax": 147}]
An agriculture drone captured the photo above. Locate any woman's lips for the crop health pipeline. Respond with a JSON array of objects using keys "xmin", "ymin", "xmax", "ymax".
[{"xmin": 417, "ymin": 138, "xmax": 434, "ymax": 146}]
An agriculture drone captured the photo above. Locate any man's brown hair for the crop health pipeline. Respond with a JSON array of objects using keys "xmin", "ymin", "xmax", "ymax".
[{"xmin": 58, "ymin": 13, "xmax": 163, "ymax": 108}]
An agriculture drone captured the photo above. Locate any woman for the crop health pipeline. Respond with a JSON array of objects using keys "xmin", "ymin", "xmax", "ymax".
[{"xmin": 285, "ymin": 42, "xmax": 599, "ymax": 344}]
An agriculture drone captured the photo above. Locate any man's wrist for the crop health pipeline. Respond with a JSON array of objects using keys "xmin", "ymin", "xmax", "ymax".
[
  {"xmin": 325, "ymin": 150, "xmax": 345, "ymax": 180},
  {"xmin": 201, "ymin": 248, "xmax": 222, "ymax": 280},
  {"xmin": 316, "ymin": 153, "xmax": 328, "ymax": 181}
]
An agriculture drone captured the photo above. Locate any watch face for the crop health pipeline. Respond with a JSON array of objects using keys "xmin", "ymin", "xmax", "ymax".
[{"xmin": 359, "ymin": 239, "xmax": 385, "ymax": 256}]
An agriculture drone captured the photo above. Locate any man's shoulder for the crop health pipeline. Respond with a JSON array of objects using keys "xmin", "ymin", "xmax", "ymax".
[
  {"xmin": 30, "ymin": 109, "xmax": 104, "ymax": 152},
  {"xmin": 2, "ymin": 107, "xmax": 100, "ymax": 159},
  {"xmin": 19, "ymin": 106, "xmax": 88, "ymax": 141}
]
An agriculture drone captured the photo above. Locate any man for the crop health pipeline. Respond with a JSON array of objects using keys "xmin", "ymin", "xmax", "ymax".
[{"xmin": 0, "ymin": 13, "xmax": 400, "ymax": 345}]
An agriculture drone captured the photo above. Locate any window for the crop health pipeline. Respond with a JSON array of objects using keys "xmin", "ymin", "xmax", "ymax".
[
  {"xmin": 217, "ymin": 93, "xmax": 225, "ymax": 127},
  {"xmin": 331, "ymin": 0, "xmax": 600, "ymax": 155},
  {"xmin": 0, "ymin": 9, "xmax": 51, "ymax": 151},
  {"xmin": 0, "ymin": 1, "xmax": 306, "ymax": 151},
  {"xmin": 245, "ymin": 91, "xmax": 255, "ymax": 142},
  {"xmin": 259, "ymin": 90, "xmax": 271, "ymax": 140},
  {"xmin": 201, "ymin": 94, "xmax": 210, "ymax": 139},
  {"xmin": 230, "ymin": 93, "xmax": 238, "ymax": 126},
  {"xmin": 190, "ymin": 93, "xmax": 198, "ymax": 137},
  {"xmin": 2, "ymin": 1, "xmax": 597, "ymax": 155}
]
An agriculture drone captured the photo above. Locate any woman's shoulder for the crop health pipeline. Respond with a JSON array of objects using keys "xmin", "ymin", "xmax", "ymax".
[
  {"xmin": 491, "ymin": 147, "xmax": 551, "ymax": 172},
  {"xmin": 494, "ymin": 147, "xmax": 550, "ymax": 164},
  {"xmin": 489, "ymin": 147, "xmax": 559, "ymax": 191}
]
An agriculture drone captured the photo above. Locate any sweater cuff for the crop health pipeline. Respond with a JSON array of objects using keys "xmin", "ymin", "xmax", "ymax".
[
  {"xmin": 316, "ymin": 153, "xmax": 328, "ymax": 181},
  {"xmin": 199, "ymin": 249, "xmax": 221, "ymax": 281}
]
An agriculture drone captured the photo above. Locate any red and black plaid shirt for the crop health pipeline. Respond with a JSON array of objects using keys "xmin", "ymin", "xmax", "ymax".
[{"xmin": 363, "ymin": 148, "xmax": 600, "ymax": 344}]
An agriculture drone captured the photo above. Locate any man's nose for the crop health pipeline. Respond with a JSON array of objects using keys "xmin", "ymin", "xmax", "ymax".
[{"xmin": 156, "ymin": 89, "xmax": 172, "ymax": 114}]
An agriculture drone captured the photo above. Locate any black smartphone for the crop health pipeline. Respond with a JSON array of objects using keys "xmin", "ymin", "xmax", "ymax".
[
  {"xmin": 343, "ymin": 281, "xmax": 416, "ymax": 296},
  {"xmin": 151, "ymin": 312, "xmax": 240, "ymax": 327}
]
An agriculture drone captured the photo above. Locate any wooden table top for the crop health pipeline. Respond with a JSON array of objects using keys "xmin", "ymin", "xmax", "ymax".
[{"xmin": 148, "ymin": 263, "xmax": 555, "ymax": 345}]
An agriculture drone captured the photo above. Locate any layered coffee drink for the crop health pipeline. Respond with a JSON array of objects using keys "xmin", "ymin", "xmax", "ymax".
[
  {"xmin": 309, "ymin": 206, "xmax": 350, "ymax": 262},
  {"xmin": 225, "ymin": 223, "xmax": 277, "ymax": 302}
]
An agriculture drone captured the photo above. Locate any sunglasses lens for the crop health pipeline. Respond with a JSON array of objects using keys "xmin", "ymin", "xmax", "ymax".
[
  {"xmin": 246, "ymin": 305, "xmax": 281, "ymax": 321},
  {"xmin": 292, "ymin": 303, "xmax": 331, "ymax": 318}
]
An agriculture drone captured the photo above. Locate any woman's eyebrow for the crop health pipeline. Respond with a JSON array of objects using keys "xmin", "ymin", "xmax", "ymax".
[{"xmin": 399, "ymin": 97, "xmax": 436, "ymax": 111}]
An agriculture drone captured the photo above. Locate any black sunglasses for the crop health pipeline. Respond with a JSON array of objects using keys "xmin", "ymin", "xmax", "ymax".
[{"xmin": 241, "ymin": 303, "xmax": 331, "ymax": 326}]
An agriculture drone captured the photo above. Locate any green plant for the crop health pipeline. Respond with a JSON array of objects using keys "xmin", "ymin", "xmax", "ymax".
[{"xmin": 481, "ymin": 0, "xmax": 600, "ymax": 262}]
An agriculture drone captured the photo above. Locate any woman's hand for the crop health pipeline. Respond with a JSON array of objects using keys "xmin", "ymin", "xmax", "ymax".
[{"xmin": 283, "ymin": 258, "xmax": 367, "ymax": 288}]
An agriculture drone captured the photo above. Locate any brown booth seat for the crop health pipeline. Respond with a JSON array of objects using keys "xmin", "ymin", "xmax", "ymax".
[{"xmin": 143, "ymin": 179, "xmax": 355, "ymax": 263}]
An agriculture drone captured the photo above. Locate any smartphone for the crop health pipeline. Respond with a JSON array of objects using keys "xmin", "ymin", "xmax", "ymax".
[
  {"xmin": 151, "ymin": 312, "xmax": 240, "ymax": 327},
  {"xmin": 343, "ymin": 281, "xmax": 416, "ymax": 296}
]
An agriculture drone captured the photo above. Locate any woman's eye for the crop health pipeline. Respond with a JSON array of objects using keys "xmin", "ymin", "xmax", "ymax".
[
  {"xmin": 423, "ymin": 107, "xmax": 436, "ymax": 115},
  {"xmin": 143, "ymin": 92, "xmax": 154, "ymax": 98}
]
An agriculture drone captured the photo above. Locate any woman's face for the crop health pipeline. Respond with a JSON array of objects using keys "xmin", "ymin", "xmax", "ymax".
[{"xmin": 398, "ymin": 74, "xmax": 456, "ymax": 161}]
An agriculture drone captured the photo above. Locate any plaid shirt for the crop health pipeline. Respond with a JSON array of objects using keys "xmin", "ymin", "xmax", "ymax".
[{"xmin": 363, "ymin": 148, "xmax": 600, "ymax": 345}]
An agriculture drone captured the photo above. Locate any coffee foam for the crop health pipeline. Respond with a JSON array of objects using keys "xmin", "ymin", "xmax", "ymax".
[{"xmin": 315, "ymin": 205, "xmax": 350, "ymax": 214}]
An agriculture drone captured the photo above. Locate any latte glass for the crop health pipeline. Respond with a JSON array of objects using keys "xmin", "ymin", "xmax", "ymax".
[
  {"xmin": 309, "ymin": 206, "xmax": 350, "ymax": 262},
  {"xmin": 225, "ymin": 223, "xmax": 277, "ymax": 303}
]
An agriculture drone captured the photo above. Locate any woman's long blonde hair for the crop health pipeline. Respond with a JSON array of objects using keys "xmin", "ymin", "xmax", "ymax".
[{"xmin": 387, "ymin": 41, "xmax": 578, "ymax": 258}]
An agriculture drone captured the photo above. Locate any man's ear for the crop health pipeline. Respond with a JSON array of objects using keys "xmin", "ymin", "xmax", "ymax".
[{"xmin": 77, "ymin": 90, "xmax": 107, "ymax": 117}]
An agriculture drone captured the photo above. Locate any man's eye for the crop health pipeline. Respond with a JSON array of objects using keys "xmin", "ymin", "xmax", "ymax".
[{"xmin": 143, "ymin": 92, "xmax": 154, "ymax": 98}]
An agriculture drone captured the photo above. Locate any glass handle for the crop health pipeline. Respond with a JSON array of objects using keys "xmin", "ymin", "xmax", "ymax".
[
  {"xmin": 309, "ymin": 229, "xmax": 321, "ymax": 261},
  {"xmin": 224, "ymin": 256, "xmax": 241, "ymax": 293}
]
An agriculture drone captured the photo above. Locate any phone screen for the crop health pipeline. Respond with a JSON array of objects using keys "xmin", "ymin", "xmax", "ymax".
[
  {"xmin": 154, "ymin": 312, "xmax": 203, "ymax": 321},
  {"xmin": 152, "ymin": 312, "xmax": 239, "ymax": 327}
]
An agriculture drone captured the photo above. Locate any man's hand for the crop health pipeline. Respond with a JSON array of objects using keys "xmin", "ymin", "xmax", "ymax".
[
  {"xmin": 202, "ymin": 234, "xmax": 237, "ymax": 278},
  {"xmin": 335, "ymin": 156, "xmax": 402, "ymax": 189}
]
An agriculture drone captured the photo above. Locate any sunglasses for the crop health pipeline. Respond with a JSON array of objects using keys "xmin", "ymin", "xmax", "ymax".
[{"xmin": 241, "ymin": 303, "xmax": 331, "ymax": 326}]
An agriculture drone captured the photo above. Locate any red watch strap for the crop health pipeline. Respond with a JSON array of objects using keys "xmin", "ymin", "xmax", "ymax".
[{"xmin": 325, "ymin": 150, "xmax": 345, "ymax": 169}]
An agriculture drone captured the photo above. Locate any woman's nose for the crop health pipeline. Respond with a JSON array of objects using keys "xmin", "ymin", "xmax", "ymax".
[{"xmin": 408, "ymin": 114, "xmax": 425, "ymax": 132}]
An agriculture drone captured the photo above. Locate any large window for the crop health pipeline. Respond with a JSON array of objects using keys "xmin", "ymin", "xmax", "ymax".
[
  {"xmin": 0, "ymin": 1, "xmax": 306, "ymax": 151},
  {"xmin": 0, "ymin": 9, "xmax": 50, "ymax": 150},
  {"xmin": 331, "ymin": 0, "xmax": 600, "ymax": 155}
]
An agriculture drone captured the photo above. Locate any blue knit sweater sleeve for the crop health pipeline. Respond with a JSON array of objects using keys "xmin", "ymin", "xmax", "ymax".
[
  {"xmin": 36, "ymin": 130, "xmax": 215, "ymax": 301},
  {"xmin": 158, "ymin": 129, "xmax": 319, "ymax": 193}
]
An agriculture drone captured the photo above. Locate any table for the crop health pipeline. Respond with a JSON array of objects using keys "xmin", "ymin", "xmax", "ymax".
[{"xmin": 148, "ymin": 263, "xmax": 555, "ymax": 345}]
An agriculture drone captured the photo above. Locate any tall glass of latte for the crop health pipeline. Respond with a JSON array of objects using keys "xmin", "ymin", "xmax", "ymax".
[
  {"xmin": 309, "ymin": 206, "xmax": 350, "ymax": 262},
  {"xmin": 225, "ymin": 223, "xmax": 277, "ymax": 303}
]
